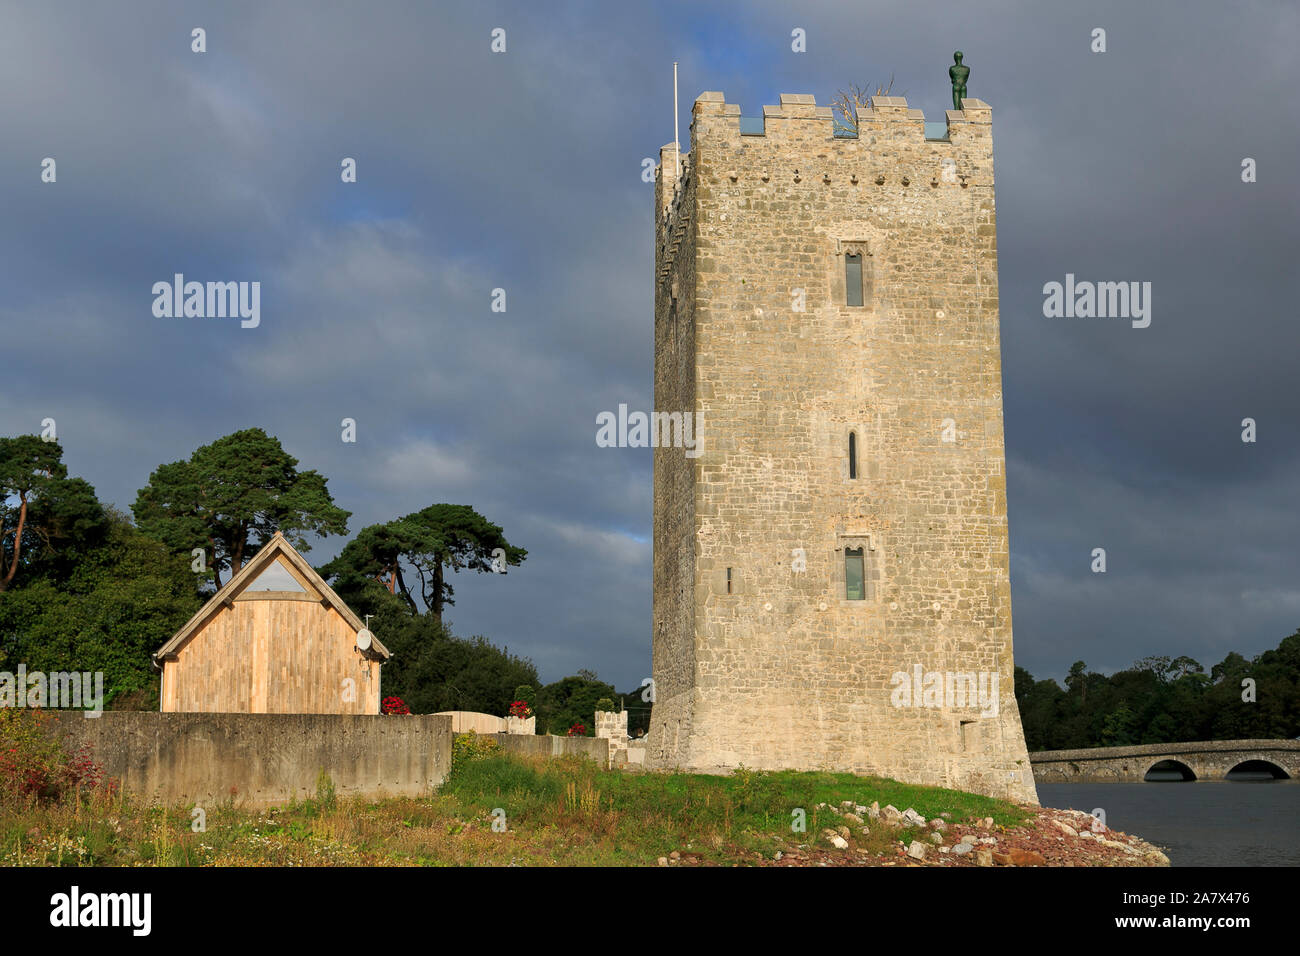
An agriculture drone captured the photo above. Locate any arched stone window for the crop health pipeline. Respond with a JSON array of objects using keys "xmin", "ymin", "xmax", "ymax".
[{"xmin": 834, "ymin": 240, "xmax": 873, "ymax": 308}]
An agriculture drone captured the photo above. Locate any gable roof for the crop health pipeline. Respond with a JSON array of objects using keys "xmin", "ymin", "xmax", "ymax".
[{"xmin": 154, "ymin": 531, "xmax": 391, "ymax": 662}]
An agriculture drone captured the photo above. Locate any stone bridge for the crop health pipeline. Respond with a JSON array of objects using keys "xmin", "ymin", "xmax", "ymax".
[{"xmin": 1029, "ymin": 739, "xmax": 1298, "ymax": 783}]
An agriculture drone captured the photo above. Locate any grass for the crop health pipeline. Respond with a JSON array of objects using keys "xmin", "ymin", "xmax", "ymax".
[{"xmin": 0, "ymin": 752, "xmax": 1031, "ymax": 867}]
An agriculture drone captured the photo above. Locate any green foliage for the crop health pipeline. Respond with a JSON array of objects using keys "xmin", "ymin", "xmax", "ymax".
[
  {"xmin": 314, "ymin": 770, "xmax": 337, "ymax": 809},
  {"xmin": 320, "ymin": 504, "xmax": 526, "ymax": 624},
  {"xmin": 1, "ymin": 437, "xmax": 108, "ymax": 600},
  {"xmin": 0, "ymin": 709, "xmax": 110, "ymax": 807},
  {"xmin": 450, "ymin": 731, "xmax": 500, "ymax": 776},
  {"xmin": 513, "ymin": 685, "xmax": 535, "ymax": 706},
  {"xmin": 594, "ymin": 697, "xmax": 615, "ymax": 714},
  {"xmin": 1015, "ymin": 630, "xmax": 1300, "ymax": 750},
  {"xmin": 376, "ymin": 612, "xmax": 539, "ymax": 716},
  {"xmin": 132, "ymin": 427, "xmax": 349, "ymax": 589},
  {"xmin": 0, "ymin": 509, "xmax": 202, "ymax": 707},
  {"xmin": 535, "ymin": 673, "xmax": 615, "ymax": 736}
]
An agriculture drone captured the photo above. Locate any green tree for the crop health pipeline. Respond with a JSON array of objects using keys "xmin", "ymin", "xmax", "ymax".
[
  {"xmin": 0, "ymin": 509, "xmax": 202, "ymax": 708},
  {"xmin": 321, "ymin": 504, "xmax": 525, "ymax": 626},
  {"xmin": 375, "ymin": 611, "xmax": 539, "ymax": 716},
  {"xmin": 133, "ymin": 428, "xmax": 349, "ymax": 588},
  {"xmin": 536, "ymin": 673, "xmax": 616, "ymax": 736},
  {"xmin": 1, "ymin": 436, "xmax": 108, "ymax": 603}
]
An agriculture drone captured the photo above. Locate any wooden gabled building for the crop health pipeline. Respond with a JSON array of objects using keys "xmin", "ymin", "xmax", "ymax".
[{"xmin": 154, "ymin": 532, "xmax": 390, "ymax": 714}]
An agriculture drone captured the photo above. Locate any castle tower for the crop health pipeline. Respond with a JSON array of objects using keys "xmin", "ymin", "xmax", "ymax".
[{"xmin": 650, "ymin": 91, "xmax": 1038, "ymax": 804}]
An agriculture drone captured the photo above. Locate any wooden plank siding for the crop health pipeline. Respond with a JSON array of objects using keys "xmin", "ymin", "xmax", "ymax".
[
  {"xmin": 161, "ymin": 597, "xmax": 379, "ymax": 714},
  {"xmin": 156, "ymin": 537, "xmax": 388, "ymax": 715}
]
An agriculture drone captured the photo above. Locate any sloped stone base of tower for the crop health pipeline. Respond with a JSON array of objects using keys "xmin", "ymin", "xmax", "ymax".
[{"xmin": 646, "ymin": 685, "xmax": 1039, "ymax": 805}]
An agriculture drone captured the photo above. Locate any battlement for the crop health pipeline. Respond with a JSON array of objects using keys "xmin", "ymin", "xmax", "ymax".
[
  {"xmin": 654, "ymin": 90, "xmax": 994, "ymax": 287},
  {"xmin": 689, "ymin": 90, "xmax": 990, "ymax": 143}
]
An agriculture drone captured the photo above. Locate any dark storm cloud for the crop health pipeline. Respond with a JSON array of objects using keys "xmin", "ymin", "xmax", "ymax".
[{"xmin": 2, "ymin": 0, "xmax": 1296, "ymax": 686}]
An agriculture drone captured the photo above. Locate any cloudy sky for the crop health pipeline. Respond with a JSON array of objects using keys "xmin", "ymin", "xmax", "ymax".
[{"xmin": 3, "ymin": 1, "xmax": 1297, "ymax": 689}]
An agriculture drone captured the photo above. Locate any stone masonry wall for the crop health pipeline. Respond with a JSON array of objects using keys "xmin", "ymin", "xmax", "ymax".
[
  {"xmin": 651, "ymin": 139, "xmax": 700, "ymax": 765},
  {"xmin": 649, "ymin": 91, "xmax": 1037, "ymax": 805},
  {"xmin": 595, "ymin": 709, "xmax": 629, "ymax": 766}
]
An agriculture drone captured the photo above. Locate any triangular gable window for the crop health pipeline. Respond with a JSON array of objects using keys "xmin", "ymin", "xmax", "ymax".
[{"xmin": 244, "ymin": 558, "xmax": 307, "ymax": 592}]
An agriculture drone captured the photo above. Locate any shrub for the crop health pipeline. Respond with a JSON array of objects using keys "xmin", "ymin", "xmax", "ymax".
[
  {"xmin": 513, "ymin": 685, "xmax": 535, "ymax": 707},
  {"xmin": 507, "ymin": 700, "xmax": 532, "ymax": 719},
  {"xmin": 450, "ymin": 731, "xmax": 500, "ymax": 775},
  {"xmin": 594, "ymin": 698, "xmax": 614, "ymax": 713},
  {"xmin": 0, "ymin": 709, "xmax": 110, "ymax": 806},
  {"xmin": 567, "ymin": 723, "xmax": 586, "ymax": 737},
  {"xmin": 315, "ymin": 769, "xmax": 337, "ymax": 809}
]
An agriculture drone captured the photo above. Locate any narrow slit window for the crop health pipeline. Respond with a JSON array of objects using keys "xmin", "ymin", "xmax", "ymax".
[
  {"xmin": 845, "ymin": 253, "xmax": 864, "ymax": 307},
  {"xmin": 848, "ymin": 431, "xmax": 858, "ymax": 479},
  {"xmin": 845, "ymin": 548, "xmax": 865, "ymax": 600},
  {"xmin": 726, "ymin": 567, "xmax": 732, "ymax": 594}
]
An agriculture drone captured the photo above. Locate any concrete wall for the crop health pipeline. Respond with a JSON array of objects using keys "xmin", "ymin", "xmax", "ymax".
[
  {"xmin": 47, "ymin": 712, "xmax": 451, "ymax": 807},
  {"xmin": 651, "ymin": 91, "xmax": 1037, "ymax": 805},
  {"xmin": 494, "ymin": 732, "xmax": 610, "ymax": 768},
  {"xmin": 435, "ymin": 711, "xmax": 507, "ymax": 734}
]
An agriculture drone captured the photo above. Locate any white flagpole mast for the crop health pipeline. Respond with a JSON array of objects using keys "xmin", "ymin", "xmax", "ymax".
[{"xmin": 673, "ymin": 61, "xmax": 681, "ymax": 177}]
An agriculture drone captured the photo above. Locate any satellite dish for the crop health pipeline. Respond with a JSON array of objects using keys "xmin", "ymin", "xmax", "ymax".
[{"xmin": 356, "ymin": 628, "xmax": 373, "ymax": 652}]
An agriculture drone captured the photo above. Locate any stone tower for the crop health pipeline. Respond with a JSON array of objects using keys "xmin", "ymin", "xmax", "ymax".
[{"xmin": 650, "ymin": 90, "xmax": 1038, "ymax": 804}]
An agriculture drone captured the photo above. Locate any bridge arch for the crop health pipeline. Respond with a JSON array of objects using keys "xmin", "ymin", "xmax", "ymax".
[
  {"xmin": 1225, "ymin": 759, "xmax": 1290, "ymax": 781},
  {"xmin": 1143, "ymin": 759, "xmax": 1197, "ymax": 782}
]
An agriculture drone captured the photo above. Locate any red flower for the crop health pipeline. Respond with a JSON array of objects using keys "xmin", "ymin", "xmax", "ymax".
[{"xmin": 381, "ymin": 696, "xmax": 411, "ymax": 715}]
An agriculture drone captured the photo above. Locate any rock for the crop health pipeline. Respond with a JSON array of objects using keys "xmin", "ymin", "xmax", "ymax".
[
  {"xmin": 940, "ymin": 812, "xmax": 952, "ymax": 820},
  {"xmin": 822, "ymin": 829, "xmax": 849, "ymax": 850},
  {"xmin": 1079, "ymin": 831, "xmax": 1094, "ymax": 840},
  {"xmin": 880, "ymin": 806, "xmax": 904, "ymax": 827},
  {"xmin": 928, "ymin": 831, "xmax": 944, "ymax": 844},
  {"xmin": 843, "ymin": 812, "xmax": 863, "ymax": 825},
  {"xmin": 974, "ymin": 848, "xmax": 993, "ymax": 866},
  {"xmin": 841, "ymin": 800, "xmax": 854, "ymax": 809},
  {"xmin": 1099, "ymin": 838, "xmax": 1142, "ymax": 855},
  {"xmin": 981, "ymin": 817, "xmax": 994, "ymax": 828},
  {"xmin": 906, "ymin": 840, "xmax": 927, "ymax": 860},
  {"xmin": 979, "ymin": 836, "xmax": 997, "ymax": 844},
  {"xmin": 901, "ymin": 808, "xmax": 927, "ymax": 827},
  {"xmin": 773, "ymin": 851, "xmax": 783, "ymax": 861},
  {"xmin": 836, "ymin": 826, "xmax": 851, "ymax": 840},
  {"xmin": 658, "ymin": 857, "xmax": 668, "ymax": 866},
  {"xmin": 930, "ymin": 818, "xmax": 947, "ymax": 830},
  {"xmin": 939, "ymin": 846, "xmax": 950, "ymax": 854},
  {"xmin": 669, "ymin": 850, "xmax": 680, "ymax": 860},
  {"xmin": 993, "ymin": 848, "xmax": 1046, "ymax": 866},
  {"xmin": 1144, "ymin": 849, "xmax": 1171, "ymax": 867},
  {"xmin": 854, "ymin": 805, "xmax": 868, "ymax": 815},
  {"xmin": 953, "ymin": 842, "xmax": 973, "ymax": 856},
  {"xmin": 1052, "ymin": 820, "xmax": 1078, "ymax": 837},
  {"xmin": 859, "ymin": 827, "xmax": 870, "ymax": 836}
]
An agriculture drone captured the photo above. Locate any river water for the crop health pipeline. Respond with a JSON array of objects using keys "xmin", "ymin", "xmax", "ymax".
[{"xmin": 1036, "ymin": 781, "xmax": 1300, "ymax": 866}]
